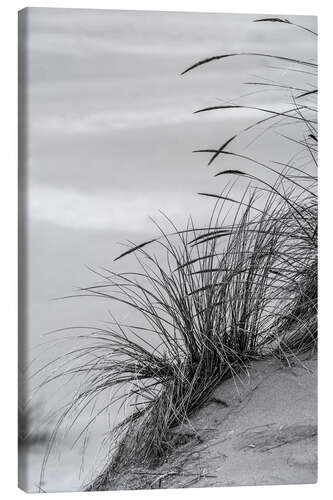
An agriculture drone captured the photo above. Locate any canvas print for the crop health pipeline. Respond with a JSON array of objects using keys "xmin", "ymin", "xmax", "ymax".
[{"xmin": 18, "ymin": 8, "xmax": 318, "ymax": 493}]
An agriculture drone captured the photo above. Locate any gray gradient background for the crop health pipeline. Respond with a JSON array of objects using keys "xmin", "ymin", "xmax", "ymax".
[{"xmin": 19, "ymin": 8, "xmax": 317, "ymax": 491}]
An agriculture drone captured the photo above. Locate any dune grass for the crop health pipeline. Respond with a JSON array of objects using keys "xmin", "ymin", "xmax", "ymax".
[
  {"xmin": 39, "ymin": 17, "xmax": 317, "ymax": 490},
  {"xmin": 183, "ymin": 16, "xmax": 317, "ymax": 361}
]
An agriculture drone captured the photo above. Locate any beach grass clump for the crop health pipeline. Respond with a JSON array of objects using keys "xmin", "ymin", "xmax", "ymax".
[{"xmin": 86, "ymin": 176, "xmax": 317, "ymax": 489}]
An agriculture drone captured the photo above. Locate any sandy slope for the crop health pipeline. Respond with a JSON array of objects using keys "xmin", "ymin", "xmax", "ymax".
[
  {"xmin": 20, "ymin": 356, "xmax": 317, "ymax": 492},
  {"xmin": 155, "ymin": 356, "xmax": 317, "ymax": 489}
]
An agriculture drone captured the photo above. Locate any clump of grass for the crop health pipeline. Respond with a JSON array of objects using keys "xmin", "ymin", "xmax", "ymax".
[{"xmin": 87, "ymin": 177, "xmax": 317, "ymax": 489}]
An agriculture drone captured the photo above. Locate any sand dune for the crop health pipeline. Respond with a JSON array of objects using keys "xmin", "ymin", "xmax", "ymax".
[{"xmin": 104, "ymin": 356, "xmax": 317, "ymax": 490}]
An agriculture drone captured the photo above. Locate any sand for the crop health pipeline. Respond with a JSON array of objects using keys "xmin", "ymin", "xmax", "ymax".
[{"xmin": 118, "ymin": 356, "xmax": 317, "ymax": 490}]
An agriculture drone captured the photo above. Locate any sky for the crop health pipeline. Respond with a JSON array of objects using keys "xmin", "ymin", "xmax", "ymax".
[{"xmin": 19, "ymin": 7, "xmax": 317, "ymax": 491}]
